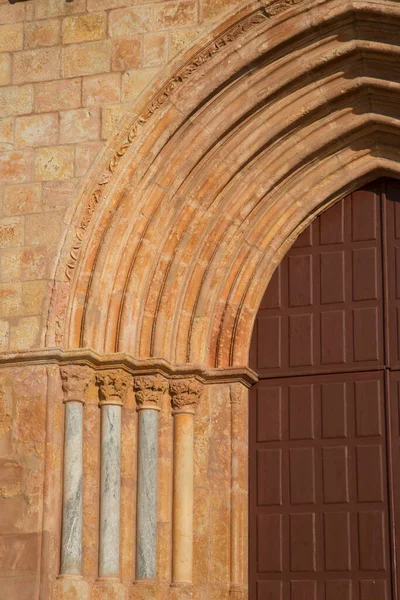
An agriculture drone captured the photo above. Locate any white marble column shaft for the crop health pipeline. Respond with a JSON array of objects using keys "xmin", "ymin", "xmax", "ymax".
[
  {"xmin": 99, "ymin": 404, "xmax": 121, "ymax": 578},
  {"xmin": 61, "ymin": 401, "xmax": 84, "ymax": 576},
  {"xmin": 134, "ymin": 375, "xmax": 167, "ymax": 580},
  {"xmin": 136, "ymin": 409, "xmax": 159, "ymax": 579},
  {"xmin": 60, "ymin": 365, "xmax": 92, "ymax": 577},
  {"xmin": 96, "ymin": 370, "xmax": 131, "ymax": 580}
]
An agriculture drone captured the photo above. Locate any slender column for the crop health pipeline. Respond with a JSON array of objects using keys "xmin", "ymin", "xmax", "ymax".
[
  {"xmin": 169, "ymin": 378, "xmax": 203, "ymax": 585},
  {"xmin": 59, "ymin": 365, "xmax": 92, "ymax": 577},
  {"xmin": 229, "ymin": 383, "xmax": 248, "ymax": 599},
  {"xmin": 96, "ymin": 370, "xmax": 131, "ymax": 579},
  {"xmin": 134, "ymin": 374, "xmax": 168, "ymax": 580}
]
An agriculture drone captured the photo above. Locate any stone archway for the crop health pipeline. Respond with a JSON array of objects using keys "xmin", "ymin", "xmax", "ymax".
[{"xmin": 40, "ymin": 1, "xmax": 400, "ymax": 598}]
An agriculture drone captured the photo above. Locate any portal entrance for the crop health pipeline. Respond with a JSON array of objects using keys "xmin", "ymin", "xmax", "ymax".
[{"xmin": 249, "ymin": 179, "xmax": 400, "ymax": 599}]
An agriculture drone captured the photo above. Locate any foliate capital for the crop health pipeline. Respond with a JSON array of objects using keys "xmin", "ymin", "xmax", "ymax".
[
  {"xmin": 134, "ymin": 374, "xmax": 168, "ymax": 411},
  {"xmin": 60, "ymin": 365, "xmax": 92, "ymax": 404},
  {"xmin": 96, "ymin": 369, "xmax": 132, "ymax": 406},
  {"xmin": 169, "ymin": 378, "xmax": 203, "ymax": 414}
]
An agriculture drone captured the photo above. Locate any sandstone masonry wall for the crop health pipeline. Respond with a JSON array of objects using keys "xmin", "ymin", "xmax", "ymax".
[{"xmin": 0, "ymin": 0, "xmax": 242, "ymax": 353}]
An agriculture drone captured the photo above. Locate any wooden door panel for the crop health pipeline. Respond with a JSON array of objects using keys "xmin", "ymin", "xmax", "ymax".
[
  {"xmin": 250, "ymin": 372, "xmax": 392, "ymax": 600},
  {"xmin": 251, "ymin": 186, "xmax": 385, "ymax": 377}
]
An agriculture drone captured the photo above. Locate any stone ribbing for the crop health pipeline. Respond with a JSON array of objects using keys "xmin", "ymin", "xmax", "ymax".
[
  {"xmin": 96, "ymin": 370, "xmax": 131, "ymax": 579},
  {"xmin": 59, "ymin": 365, "xmax": 92, "ymax": 576},
  {"xmin": 134, "ymin": 375, "xmax": 168, "ymax": 580},
  {"xmin": 169, "ymin": 378, "xmax": 203, "ymax": 584}
]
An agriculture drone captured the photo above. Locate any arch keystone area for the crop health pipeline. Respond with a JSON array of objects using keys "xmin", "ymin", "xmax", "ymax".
[{"xmin": 47, "ymin": 0, "xmax": 400, "ymax": 369}]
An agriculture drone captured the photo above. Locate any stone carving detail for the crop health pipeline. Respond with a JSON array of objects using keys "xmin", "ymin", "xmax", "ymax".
[
  {"xmin": 134, "ymin": 374, "xmax": 168, "ymax": 409},
  {"xmin": 169, "ymin": 378, "xmax": 203, "ymax": 412},
  {"xmin": 60, "ymin": 365, "xmax": 92, "ymax": 403},
  {"xmin": 96, "ymin": 370, "xmax": 132, "ymax": 406}
]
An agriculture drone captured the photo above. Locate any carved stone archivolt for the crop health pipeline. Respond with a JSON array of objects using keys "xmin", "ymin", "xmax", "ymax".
[
  {"xmin": 60, "ymin": 365, "xmax": 92, "ymax": 404},
  {"xmin": 95, "ymin": 369, "xmax": 132, "ymax": 406},
  {"xmin": 169, "ymin": 378, "xmax": 203, "ymax": 414},
  {"xmin": 134, "ymin": 374, "xmax": 168, "ymax": 411}
]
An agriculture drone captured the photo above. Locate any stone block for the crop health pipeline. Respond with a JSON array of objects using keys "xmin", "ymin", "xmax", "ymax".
[
  {"xmin": 0, "ymin": 217, "xmax": 24, "ymax": 249},
  {"xmin": 0, "ymin": 23, "xmax": 24, "ymax": 53},
  {"xmin": 121, "ymin": 68, "xmax": 158, "ymax": 102},
  {"xmin": 13, "ymin": 48, "xmax": 61, "ymax": 84},
  {"xmin": 60, "ymin": 107, "xmax": 100, "ymax": 143},
  {"xmin": 143, "ymin": 33, "xmax": 167, "ymax": 67},
  {"xmin": 0, "ymin": 54, "xmax": 11, "ymax": 87},
  {"xmin": 0, "ymin": 246, "xmax": 48, "ymax": 282},
  {"xmin": 0, "ymin": 282, "xmax": 22, "ymax": 316},
  {"xmin": 0, "ymin": 320, "xmax": 9, "ymax": 351},
  {"xmin": 24, "ymin": 212, "xmax": 63, "ymax": 246},
  {"xmin": 200, "ymin": 0, "xmax": 243, "ymax": 22},
  {"xmin": 34, "ymin": 0, "xmax": 87, "ymax": 20},
  {"xmin": 109, "ymin": 6, "xmax": 153, "ymax": 37},
  {"xmin": 22, "ymin": 280, "xmax": 47, "ymax": 316},
  {"xmin": 0, "ymin": 151, "xmax": 33, "ymax": 184},
  {"xmin": 52, "ymin": 577, "xmax": 89, "ymax": 600},
  {"xmin": 0, "ymin": 3, "xmax": 25, "ymax": 25},
  {"xmin": 169, "ymin": 29, "xmax": 204, "ymax": 56},
  {"xmin": 154, "ymin": 1, "xmax": 197, "ymax": 30},
  {"xmin": 9, "ymin": 316, "xmax": 40, "ymax": 350},
  {"xmin": 111, "ymin": 37, "xmax": 141, "ymax": 71},
  {"xmin": 42, "ymin": 178, "xmax": 79, "ymax": 211},
  {"xmin": 62, "ymin": 40, "xmax": 111, "ymax": 78},
  {"xmin": 35, "ymin": 78, "xmax": 81, "ymax": 113},
  {"xmin": 0, "ymin": 117, "xmax": 13, "ymax": 152},
  {"xmin": 3, "ymin": 183, "xmax": 42, "ymax": 216},
  {"xmin": 0, "ymin": 533, "xmax": 40, "ymax": 573},
  {"xmin": 34, "ymin": 146, "xmax": 74, "ymax": 181},
  {"xmin": 0, "ymin": 574, "xmax": 37, "ymax": 600},
  {"xmin": 101, "ymin": 103, "xmax": 132, "ymax": 139},
  {"xmin": 15, "ymin": 113, "xmax": 59, "ymax": 149},
  {"xmin": 62, "ymin": 12, "xmax": 107, "ymax": 44},
  {"xmin": 25, "ymin": 19, "xmax": 61, "ymax": 49},
  {"xmin": 82, "ymin": 73, "xmax": 121, "ymax": 106},
  {"xmin": 88, "ymin": 0, "xmax": 131, "ymax": 9},
  {"xmin": 75, "ymin": 141, "xmax": 103, "ymax": 177},
  {"xmin": 0, "ymin": 85, "xmax": 34, "ymax": 119}
]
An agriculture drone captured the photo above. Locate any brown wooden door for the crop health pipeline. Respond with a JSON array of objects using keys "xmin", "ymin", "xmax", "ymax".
[{"xmin": 249, "ymin": 179, "xmax": 400, "ymax": 600}]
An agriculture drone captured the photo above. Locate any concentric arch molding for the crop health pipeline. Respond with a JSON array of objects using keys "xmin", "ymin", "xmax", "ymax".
[{"xmin": 53, "ymin": 0, "xmax": 305, "ymax": 345}]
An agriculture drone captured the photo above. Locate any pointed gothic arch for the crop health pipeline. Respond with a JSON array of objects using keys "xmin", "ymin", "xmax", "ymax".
[{"xmin": 46, "ymin": 0, "xmax": 400, "ymax": 370}]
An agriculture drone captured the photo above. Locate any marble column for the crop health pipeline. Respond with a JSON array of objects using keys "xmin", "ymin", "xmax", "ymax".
[
  {"xmin": 169, "ymin": 378, "xmax": 203, "ymax": 585},
  {"xmin": 59, "ymin": 365, "xmax": 92, "ymax": 577},
  {"xmin": 134, "ymin": 374, "xmax": 168, "ymax": 580},
  {"xmin": 96, "ymin": 370, "xmax": 131, "ymax": 579}
]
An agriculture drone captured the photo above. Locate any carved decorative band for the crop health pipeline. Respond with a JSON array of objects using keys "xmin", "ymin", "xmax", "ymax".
[
  {"xmin": 96, "ymin": 369, "xmax": 132, "ymax": 406},
  {"xmin": 55, "ymin": 0, "xmax": 306, "ymax": 344}
]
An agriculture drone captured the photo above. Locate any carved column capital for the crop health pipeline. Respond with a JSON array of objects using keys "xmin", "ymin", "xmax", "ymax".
[
  {"xmin": 60, "ymin": 365, "xmax": 92, "ymax": 404},
  {"xmin": 96, "ymin": 369, "xmax": 132, "ymax": 407},
  {"xmin": 169, "ymin": 378, "xmax": 203, "ymax": 414},
  {"xmin": 134, "ymin": 374, "xmax": 168, "ymax": 411}
]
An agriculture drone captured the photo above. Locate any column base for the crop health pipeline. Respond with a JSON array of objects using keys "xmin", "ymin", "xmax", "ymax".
[
  {"xmin": 93, "ymin": 578, "xmax": 126, "ymax": 600},
  {"xmin": 130, "ymin": 580, "xmax": 165, "ymax": 600},
  {"xmin": 53, "ymin": 575, "xmax": 89, "ymax": 600}
]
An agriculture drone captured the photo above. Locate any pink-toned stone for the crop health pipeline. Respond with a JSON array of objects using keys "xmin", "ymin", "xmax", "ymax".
[
  {"xmin": 109, "ymin": 6, "xmax": 153, "ymax": 37},
  {"xmin": 34, "ymin": 146, "xmax": 74, "ymax": 181},
  {"xmin": 60, "ymin": 107, "xmax": 101, "ymax": 143},
  {"xmin": 0, "ymin": 151, "xmax": 33, "ymax": 184},
  {"xmin": 15, "ymin": 113, "xmax": 59, "ymax": 149},
  {"xmin": 0, "ymin": 117, "xmax": 13, "ymax": 152},
  {"xmin": 75, "ymin": 141, "xmax": 103, "ymax": 177},
  {"xmin": 24, "ymin": 19, "xmax": 60, "ymax": 49},
  {"xmin": 82, "ymin": 73, "xmax": 121, "ymax": 106},
  {"xmin": 111, "ymin": 36, "xmax": 141, "ymax": 71},
  {"xmin": 35, "ymin": 78, "xmax": 81, "ymax": 113},
  {"xmin": 0, "ymin": 54, "xmax": 11, "ymax": 87},
  {"xmin": 62, "ymin": 40, "xmax": 111, "ymax": 78},
  {"xmin": 13, "ymin": 47, "xmax": 61, "ymax": 84},
  {"xmin": 143, "ymin": 33, "xmax": 167, "ymax": 68},
  {"xmin": 3, "ymin": 183, "xmax": 42, "ymax": 216}
]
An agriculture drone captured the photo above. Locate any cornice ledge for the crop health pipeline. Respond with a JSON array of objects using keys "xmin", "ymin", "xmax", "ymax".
[{"xmin": 0, "ymin": 348, "xmax": 258, "ymax": 386}]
